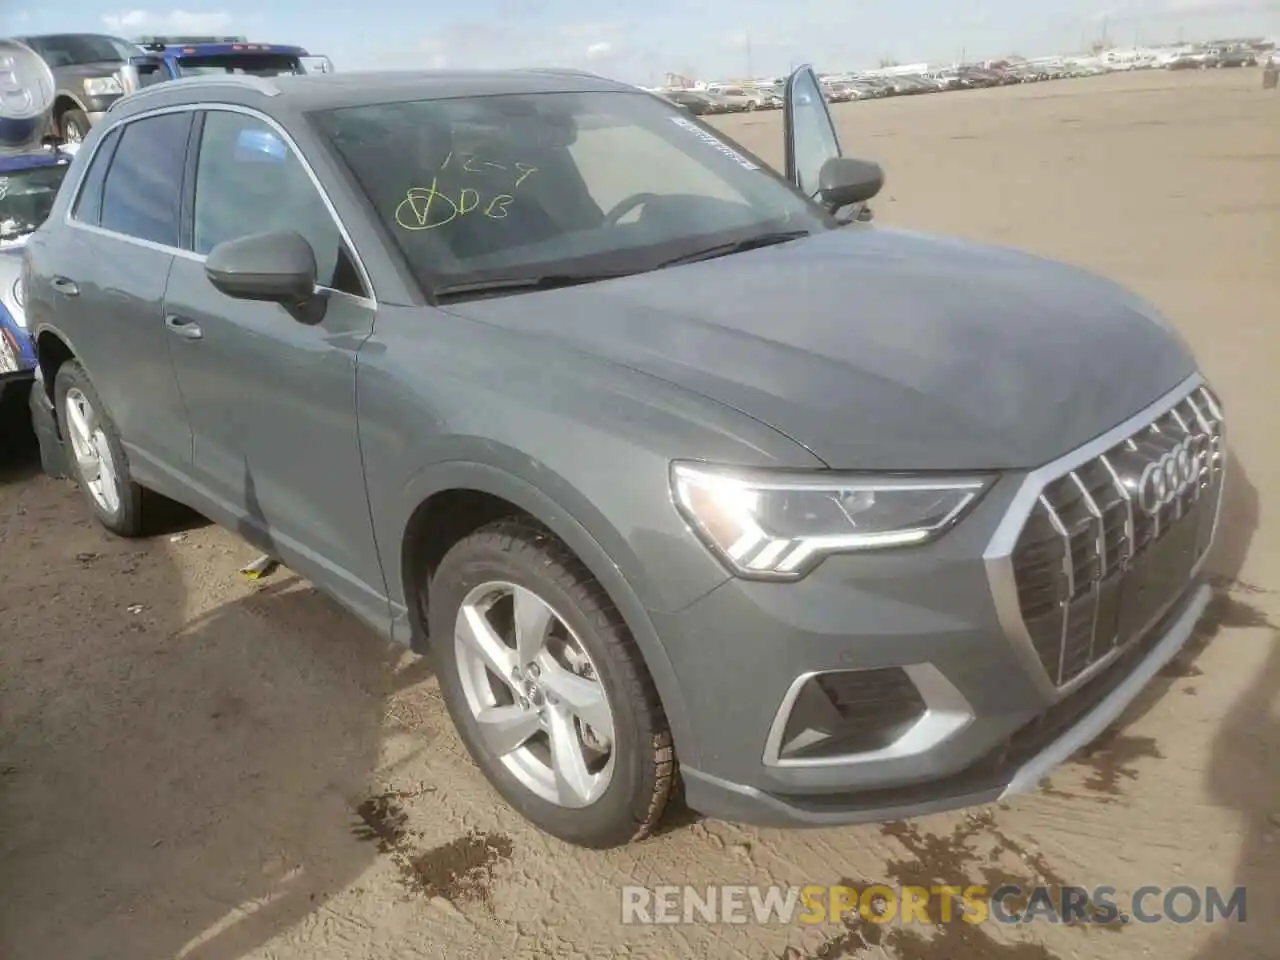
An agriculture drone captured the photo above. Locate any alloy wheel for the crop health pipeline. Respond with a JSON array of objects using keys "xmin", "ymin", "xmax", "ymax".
[
  {"xmin": 454, "ymin": 580, "xmax": 616, "ymax": 808},
  {"xmin": 64, "ymin": 387, "xmax": 120, "ymax": 515}
]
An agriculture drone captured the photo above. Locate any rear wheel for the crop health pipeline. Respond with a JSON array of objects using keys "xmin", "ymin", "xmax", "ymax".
[
  {"xmin": 54, "ymin": 361, "xmax": 147, "ymax": 536},
  {"xmin": 427, "ymin": 520, "xmax": 674, "ymax": 848}
]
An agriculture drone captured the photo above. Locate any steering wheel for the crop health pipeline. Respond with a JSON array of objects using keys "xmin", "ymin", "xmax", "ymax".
[{"xmin": 604, "ymin": 192, "xmax": 660, "ymax": 225}]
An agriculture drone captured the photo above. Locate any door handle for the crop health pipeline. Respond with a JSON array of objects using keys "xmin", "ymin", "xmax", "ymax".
[
  {"xmin": 164, "ymin": 314, "xmax": 203, "ymax": 341},
  {"xmin": 51, "ymin": 276, "xmax": 79, "ymax": 296}
]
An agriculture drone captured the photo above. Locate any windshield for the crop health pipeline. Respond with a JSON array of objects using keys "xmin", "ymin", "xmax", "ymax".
[
  {"xmin": 175, "ymin": 53, "xmax": 304, "ymax": 77},
  {"xmin": 0, "ymin": 164, "xmax": 69, "ymax": 244},
  {"xmin": 313, "ymin": 90, "xmax": 833, "ymax": 294},
  {"xmin": 21, "ymin": 34, "xmax": 136, "ymax": 66}
]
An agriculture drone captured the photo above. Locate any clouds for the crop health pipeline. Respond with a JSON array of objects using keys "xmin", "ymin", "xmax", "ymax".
[
  {"xmin": 101, "ymin": 9, "xmax": 234, "ymax": 36},
  {"xmin": 1161, "ymin": 0, "xmax": 1280, "ymax": 12},
  {"xmin": 359, "ymin": 21, "xmax": 635, "ymax": 74}
]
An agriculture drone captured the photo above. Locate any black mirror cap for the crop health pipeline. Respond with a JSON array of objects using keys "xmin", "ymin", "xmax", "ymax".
[
  {"xmin": 205, "ymin": 230, "xmax": 318, "ymax": 304},
  {"xmin": 818, "ymin": 156, "xmax": 884, "ymax": 210}
]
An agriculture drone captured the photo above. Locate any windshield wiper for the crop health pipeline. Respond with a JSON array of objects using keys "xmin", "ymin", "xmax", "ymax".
[
  {"xmin": 654, "ymin": 230, "xmax": 811, "ymax": 269},
  {"xmin": 433, "ymin": 271, "xmax": 633, "ymax": 302}
]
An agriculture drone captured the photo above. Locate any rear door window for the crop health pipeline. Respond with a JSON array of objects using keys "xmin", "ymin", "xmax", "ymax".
[{"xmin": 99, "ymin": 112, "xmax": 193, "ymax": 247}]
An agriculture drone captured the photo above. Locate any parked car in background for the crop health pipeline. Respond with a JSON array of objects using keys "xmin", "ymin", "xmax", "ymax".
[
  {"xmin": 890, "ymin": 74, "xmax": 936, "ymax": 95},
  {"xmin": 12, "ymin": 33, "xmax": 140, "ymax": 143},
  {"xmin": 706, "ymin": 86, "xmax": 758, "ymax": 111},
  {"xmin": 662, "ymin": 89, "xmax": 719, "ymax": 115},
  {"xmin": 0, "ymin": 40, "xmax": 77, "ymax": 412},
  {"xmin": 961, "ymin": 67, "xmax": 1003, "ymax": 87},
  {"xmin": 755, "ymin": 87, "xmax": 782, "ymax": 108},
  {"xmin": 1211, "ymin": 46, "xmax": 1256, "ymax": 67},
  {"xmin": 852, "ymin": 78, "xmax": 891, "ymax": 97},
  {"xmin": 124, "ymin": 38, "xmax": 323, "ymax": 91}
]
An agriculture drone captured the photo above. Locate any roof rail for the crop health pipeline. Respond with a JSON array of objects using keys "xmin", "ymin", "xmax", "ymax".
[
  {"xmin": 518, "ymin": 67, "xmax": 605, "ymax": 80},
  {"xmin": 108, "ymin": 73, "xmax": 281, "ymax": 112}
]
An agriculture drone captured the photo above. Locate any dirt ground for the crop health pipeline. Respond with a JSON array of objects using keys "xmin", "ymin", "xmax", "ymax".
[{"xmin": 1, "ymin": 68, "xmax": 1277, "ymax": 959}]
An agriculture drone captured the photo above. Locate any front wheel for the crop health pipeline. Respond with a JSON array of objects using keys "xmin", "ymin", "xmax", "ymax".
[
  {"xmin": 59, "ymin": 108, "xmax": 92, "ymax": 144},
  {"xmin": 427, "ymin": 520, "xmax": 675, "ymax": 848},
  {"xmin": 54, "ymin": 361, "xmax": 147, "ymax": 536}
]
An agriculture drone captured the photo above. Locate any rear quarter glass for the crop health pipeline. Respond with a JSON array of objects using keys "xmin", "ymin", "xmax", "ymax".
[{"xmin": 235, "ymin": 128, "xmax": 287, "ymax": 163}]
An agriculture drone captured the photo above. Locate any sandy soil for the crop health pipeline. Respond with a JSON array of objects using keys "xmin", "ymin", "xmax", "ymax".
[{"xmin": 1, "ymin": 68, "xmax": 1277, "ymax": 960}]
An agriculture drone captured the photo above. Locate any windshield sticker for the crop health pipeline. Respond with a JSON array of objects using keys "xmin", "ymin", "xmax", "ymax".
[
  {"xmin": 668, "ymin": 116, "xmax": 759, "ymax": 170},
  {"xmin": 394, "ymin": 152, "xmax": 538, "ymax": 231}
]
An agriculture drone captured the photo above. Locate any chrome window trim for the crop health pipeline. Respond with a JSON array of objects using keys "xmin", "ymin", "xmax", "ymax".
[
  {"xmin": 982, "ymin": 371, "xmax": 1221, "ymax": 702},
  {"xmin": 62, "ymin": 101, "xmax": 378, "ymax": 308},
  {"xmin": 761, "ymin": 663, "xmax": 974, "ymax": 768}
]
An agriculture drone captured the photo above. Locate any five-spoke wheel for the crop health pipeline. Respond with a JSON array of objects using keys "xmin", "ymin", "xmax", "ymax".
[{"xmin": 429, "ymin": 520, "xmax": 675, "ymax": 848}]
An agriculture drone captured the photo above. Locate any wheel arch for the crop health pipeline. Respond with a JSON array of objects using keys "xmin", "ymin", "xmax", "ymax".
[
  {"xmin": 396, "ymin": 460, "xmax": 701, "ymax": 768},
  {"xmin": 34, "ymin": 326, "xmax": 77, "ymax": 404},
  {"xmin": 53, "ymin": 93, "xmax": 88, "ymax": 122}
]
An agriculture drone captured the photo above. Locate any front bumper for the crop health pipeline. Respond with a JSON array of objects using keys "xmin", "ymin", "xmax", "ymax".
[
  {"xmin": 676, "ymin": 582, "xmax": 1210, "ymax": 826},
  {"xmin": 656, "ymin": 374, "xmax": 1224, "ymax": 827}
]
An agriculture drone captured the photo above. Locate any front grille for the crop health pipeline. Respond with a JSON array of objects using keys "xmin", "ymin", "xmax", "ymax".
[
  {"xmin": 776, "ymin": 668, "xmax": 927, "ymax": 761},
  {"xmin": 1011, "ymin": 384, "xmax": 1224, "ymax": 687}
]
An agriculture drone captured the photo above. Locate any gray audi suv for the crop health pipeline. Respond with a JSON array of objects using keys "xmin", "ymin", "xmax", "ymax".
[{"xmin": 21, "ymin": 66, "xmax": 1225, "ymax": 848}]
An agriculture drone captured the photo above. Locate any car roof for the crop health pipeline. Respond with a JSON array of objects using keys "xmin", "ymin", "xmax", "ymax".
[
  {"xmin": 106, "ymin": 68, "xmax": 640, "ymax": 122},
  {"xmin": 154, "ymin": 42, "xmax": 309, "ymax": 57}
]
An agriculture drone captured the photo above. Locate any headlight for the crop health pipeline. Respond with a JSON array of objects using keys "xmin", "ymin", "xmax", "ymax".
[
  {"xmin": 84, "ymin": 76, "xmax": 124, "ymax": 97},
  {"xmin": 671, "ymin": 462, "xmax": 992, "ymax": 580}
]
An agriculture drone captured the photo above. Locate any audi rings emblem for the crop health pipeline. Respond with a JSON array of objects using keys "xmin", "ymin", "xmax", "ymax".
[{"xmin": 1136, "ymin": 434, "xmax": 1207, "ymax": 516}]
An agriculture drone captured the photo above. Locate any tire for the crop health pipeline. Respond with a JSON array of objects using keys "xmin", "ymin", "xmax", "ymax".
[
  {"xmin": 59, "ymin": 108, "xmax": 92, "ymax": 144},
  {"xmin": 54, "ymin": 360, "xmax": 147, "ymax": 537},
  {"xmin": 427, "ymin": 519, "xmax": 675, "ymax": 848}
]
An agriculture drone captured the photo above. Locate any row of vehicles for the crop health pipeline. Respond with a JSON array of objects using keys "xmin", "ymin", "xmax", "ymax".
[
  {"xmin": 0, "ymin": 34, "xmax": 330, "ymax": 409},
  {"xmin": 656, "ymin": 60, "xmax": 1113, "ymax": 115},
  {"xmin": 659, "ymin": 39, "xmax": 1276, "ymax": 115},
  {"xmin": 1165, "ymin": 44, "xmax": 1267, "ymax": 70}
]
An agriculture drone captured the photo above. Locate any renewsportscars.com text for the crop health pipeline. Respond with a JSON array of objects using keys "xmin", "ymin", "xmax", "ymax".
[{"xmin": 620, "ymin": 883, "xmax": 1248, "ymax": 926}]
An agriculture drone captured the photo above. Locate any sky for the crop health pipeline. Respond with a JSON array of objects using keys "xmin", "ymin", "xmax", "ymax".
[{"xmin": 3, "ymin": 0, "xmax": 1278, "ymax": 82}]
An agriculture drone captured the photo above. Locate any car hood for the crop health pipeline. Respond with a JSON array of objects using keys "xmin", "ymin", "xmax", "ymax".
[
  {"xmin": 54, "ymin": 60, "xmax": 126, "ymax": 82},
  {"xmin": 445, "ymin": 227, "xmax": 1197, "ymax": 471}
]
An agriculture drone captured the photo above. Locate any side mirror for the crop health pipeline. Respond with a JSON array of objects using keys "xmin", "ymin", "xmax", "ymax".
[
  {"xmin": 205, "ymin": 230, "xmax": 325, "ymax": 322},
  {"xmin": 818, "ymin": 156, "xmax": 884, "ymax": 211}
]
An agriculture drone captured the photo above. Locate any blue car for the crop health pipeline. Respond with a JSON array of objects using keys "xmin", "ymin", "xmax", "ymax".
[{"xmin": 0, "ymin": 144, "xmax": 77, "ymax": 405}]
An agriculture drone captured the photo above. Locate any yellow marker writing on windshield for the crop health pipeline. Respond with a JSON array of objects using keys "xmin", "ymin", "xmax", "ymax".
[
  {"xmin": 484, "ymin": 194, "xmax": 514, "ymax": 219},
  {"xmin": 394, "ymin": 178, "xmax": 459, "ymax": 231}
]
